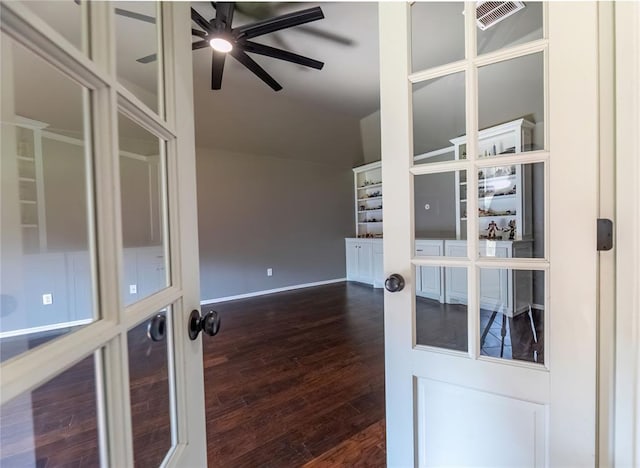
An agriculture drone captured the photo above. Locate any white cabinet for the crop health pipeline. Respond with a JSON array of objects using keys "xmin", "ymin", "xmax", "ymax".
[
  {"xmin": 353, "ymin": 161, "xmax": 383, "ymax": 239},
  {"xmin": 415, "ymin": 240, "xmax": 444, "ymax": 301},
  {"xmin": 345, "ymin": 238, "xmax": 383, "ymax": 288},
  {"xmin": 444, "ymin": 240, "xmax": 533, "ymax": 316}
]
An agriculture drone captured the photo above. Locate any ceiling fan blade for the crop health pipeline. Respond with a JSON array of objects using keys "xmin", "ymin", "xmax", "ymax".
[
  {"xmin": 229, "ymin": 49, "xmax": 282, "ymax": 91},
  {"xmin": 214, "ymin": 2, "xmax": 235, "ymax": 31},
  {"xmin": 115, "ymin": 8, "xmax": 156, "ymax": 24},
  {"xmin": 191, "ymin": 8, "xmax": 211, "ymax": 32},
  {"xmin": 211, "ymin": 50, "xmax": 226, "ymax": 90},
  {"xmin": 235, "ymin": 6, "xmax": 324, "ymax": 40},
  {"xmin": 136, "ymin": 53, "xmax": 157, "ymax": 64},
  {"xmin": 192, "ymin": 40, "xmax": 210, "ymax": 51},
  {"xmin": 244, "ymin": 41, "xmax": 324, "ymax": 70},
  {"xmin": 192, "ymin": 29, "xmax": 207, "ymax": 38},
  {"xmin": 295, "ymin": 25, "xmax": 355, "ymax": 46}
]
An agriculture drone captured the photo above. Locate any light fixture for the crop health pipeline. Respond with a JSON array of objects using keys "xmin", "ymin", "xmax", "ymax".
[{"xmin": 209, "ymin": 37, "xmax": 233, "ymax": 53}]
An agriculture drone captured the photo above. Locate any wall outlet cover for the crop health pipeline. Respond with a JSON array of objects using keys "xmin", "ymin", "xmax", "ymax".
[
  {"xmin": 267, "ymin": 268, "xmax": 273, "ymax": 277},
  {"xmin": 129, "ymin": 284, "xmax": 137, "ymax": 294},
  {"xmin": 42, "ymin": 293, "xmax": 53, "ymax": 305}
]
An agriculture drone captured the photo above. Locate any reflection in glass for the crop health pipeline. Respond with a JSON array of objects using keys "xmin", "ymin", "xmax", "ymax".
[
  {"xmin": 480, "ymin": 269, "xmax": 544, "ymax": 364},
  {"xmin": 0, "ymin": 34, "xmax": 96, "ymax": 362},
  {"xmin": 478, "ymin": 163, "xmax": 544, "ymax": 258},
  {"xmin": 416, "ymin": 266, "xmax": 467, "ymax": 351},
  {"xmin": 0, "ymin": 355, "xmax": 100, "ymax": 466},
  {"xmin": 414, "ymin": 171, "xmax": 467, "ymax": 242},
  {"xmin": 478, "ymin": 53, "xmax": 544, "ymax": 154},
  {"xmin": 477, "ymin": 2, "xmax": 543, "ymax": 56},
  {"xmin": 118, "ymin": 114, "xmax": 168, "ymax": 306},
  {"xmin": 18, "ymin": 1, "xmax": 87, "ymax": 54},
  {"xmin": 115, "ymin": 2, "xmax": 161, "ymax": 113},
  {"xmin": 411, "ymin": 2, "xmax": 464, "ymax": 72},
  {"xmin": 128, "ymin": 310, "xmax": 174, "ymax": 467},
  {"xmin": 413, "ymin": 72, "xmax": 465, "ymax": 163}
]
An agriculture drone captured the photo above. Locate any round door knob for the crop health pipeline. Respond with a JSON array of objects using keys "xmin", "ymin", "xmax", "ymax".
[
  {"xmin": 385, "ymin": 274, "xmax": 405, "ymax": 292},
  {"xmin": 188, "ymin": 309, "xmax": 221, "ymax": 340}
]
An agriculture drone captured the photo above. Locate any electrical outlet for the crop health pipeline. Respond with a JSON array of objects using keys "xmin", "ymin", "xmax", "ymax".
[
  {"xmin": 129, "ymin": 284, "xmax": 137, "ymax": 294},
  {"xmin": 42, "ymin": 293, "xmax": 53, "ymax": 305},
  {"xmin": 267, "ymin": 268, "xmax": 273, "ymax": 277}
]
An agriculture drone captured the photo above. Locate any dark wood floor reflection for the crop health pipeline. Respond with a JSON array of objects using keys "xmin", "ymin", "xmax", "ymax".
[{"xmin": 202, "ymin": 282, "xmax": 386, "ymax": 467}]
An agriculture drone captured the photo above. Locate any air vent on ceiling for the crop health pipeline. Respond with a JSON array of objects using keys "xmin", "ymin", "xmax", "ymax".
[{"xmin": 476, "ymin": 1, "xmax": 525, "ymax": 30}]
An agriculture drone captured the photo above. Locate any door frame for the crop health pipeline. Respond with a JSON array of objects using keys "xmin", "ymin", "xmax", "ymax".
[
  {"xmin": 0, "ymin": 2, "xmax": 206, "ymax": 466},
  {"xmin": 613, "ymin": 1, "xmax": 640, "ymax": 465}
]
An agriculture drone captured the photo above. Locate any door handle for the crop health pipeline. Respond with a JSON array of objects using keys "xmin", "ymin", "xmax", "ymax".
[
  {"xmin": 385, "ymin": 274, "xmax": 405, "ymax": 292},
  {"xmin": 188, "ymin": 309, "xmax": 221, "ymax": 340}
]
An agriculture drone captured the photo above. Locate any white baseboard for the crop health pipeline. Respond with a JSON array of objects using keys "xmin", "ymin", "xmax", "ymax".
[
  {"xmin": 201, "ymin": 278, "xmax": 347, "ymax": 305},
  {"xmin": 0, "ymin": 318, "xmax": 93, "ymax": 339}
]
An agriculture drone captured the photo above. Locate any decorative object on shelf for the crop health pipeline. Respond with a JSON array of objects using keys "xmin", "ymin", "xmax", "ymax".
[
  {"xmin": 503, "ymin": 220, "xmax": 517, "ymax": 240},
  {"xmin": 486, "ymin": 220, "xmax": 499, "ymax": 240}
]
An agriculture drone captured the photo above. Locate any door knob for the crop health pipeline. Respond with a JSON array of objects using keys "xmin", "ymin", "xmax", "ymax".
[
  {"xmin": 188, "ymin": 309, "xmax": 221, "ymax": 340},
  {"xmin": 385, "ymin": 274, "xmax": 405, "ymax": 292},
  {"xmin": 147, "ymin": 313, "xmax": 166, "ymax": 342}
]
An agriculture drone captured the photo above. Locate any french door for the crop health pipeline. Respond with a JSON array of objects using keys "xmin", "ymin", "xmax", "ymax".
[
  {"xmin": 0, "ymin": 2, "xmax": 207, "ymax": 466},
  {"xmin": 381, "ymin": 2, "xmax": 600, "ymax": 466}
]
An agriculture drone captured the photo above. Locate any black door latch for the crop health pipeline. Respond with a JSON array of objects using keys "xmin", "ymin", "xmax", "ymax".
[{"xmin": 597, "ymin": 218, "xmax": 613, "ymax": 251}]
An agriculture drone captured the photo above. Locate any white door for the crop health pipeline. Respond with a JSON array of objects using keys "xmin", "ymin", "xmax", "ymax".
[
  {"xmin": 0, "ymin": 2, "xmax": 207, "ymax": 466},
  {"xmin": 381, "ymin": 2, "xmax": 600, "ymax": 466}
]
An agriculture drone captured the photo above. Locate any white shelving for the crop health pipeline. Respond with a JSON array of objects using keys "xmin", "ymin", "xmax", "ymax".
[
  {"xmin": 353, "ymin": 161, "xmax": 383, "ymax": 238},
  {"xmin": 15, "ymin": 117, "xmax": 49, "ymax": 253},
  {"xmin": 450, "ymin": 118, "xmax": 534, "ymax": 240}
]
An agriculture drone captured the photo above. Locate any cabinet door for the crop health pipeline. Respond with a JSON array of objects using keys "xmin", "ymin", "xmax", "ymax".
[
  {"xmin": 444, "ymin": 241, "xmax": 467, "ymax": 304},
  {"xmin": 345, "ymin": 240, "xmax": 358, "ymax": 281},
  {"xmin": 415, "ymin": 241, "xmax": 443, "ymax": 301},
  {"xmin": 357, "ymin": 242, "xmax": 373, "ymax": 282},
  {"xmin": 372, "ymin": 243, "xmax": 385, "ymax": 288}
]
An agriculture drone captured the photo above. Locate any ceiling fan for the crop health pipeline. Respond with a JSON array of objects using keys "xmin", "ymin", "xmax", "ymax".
[{"xmin": 136, "ymin": 2, "xmax": 326, "ymax": 92}]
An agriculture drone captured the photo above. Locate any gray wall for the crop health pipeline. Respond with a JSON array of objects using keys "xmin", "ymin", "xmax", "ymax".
[{"xmin": 196, "ymin": 147, "xmax": 354, "ymax": 300}]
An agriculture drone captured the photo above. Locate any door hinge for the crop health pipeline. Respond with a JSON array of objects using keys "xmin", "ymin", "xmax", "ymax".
[{"xmin": 597, "ymin": 218, "xmax": 613, "ymax": 251}]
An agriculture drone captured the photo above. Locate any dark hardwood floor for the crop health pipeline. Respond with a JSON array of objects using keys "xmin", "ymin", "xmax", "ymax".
[
  {"xmin": 201, "ymin": 282, "xmax": 386, "ymax": 467},
  {"xmin": 0, "ymin": 280, "xmax": 543, "ymax": 467}
]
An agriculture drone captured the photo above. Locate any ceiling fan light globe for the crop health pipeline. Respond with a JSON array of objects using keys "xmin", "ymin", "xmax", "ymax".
[{"xmin": 209, "ymin": 38, "xmax": 233, "ymax": 53}]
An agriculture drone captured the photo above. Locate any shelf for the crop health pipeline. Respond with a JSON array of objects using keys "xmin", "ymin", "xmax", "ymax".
[
  {"xmin": 20, "ymin": 200, "xmax": 37, "ymax": 204},
  {"xmin": 478, "ymin": 194, "xmax": 516, "ymax": 202},
  {"xmin": 358, "ymin": 221, "xmax": 383, "ymax": 224},
  {"xmin": 357, "ymin": 196, "xmax": 382, "ymax": 202},
  {"xmin": 479, "ymin": 174, "xmax": 516, "ymax": 182},
  {"xmin": 357, "ymin": 183, "xmax": 382, "ymax": 190},
  {"xmin": 460, "ymin": 199, "xmax": 467, "ymax": 203},
  {"xmin": 478, "ymin": 214, "xmax": 517, "ymax": 218},
  {"xmin": 459, "ymin": 182, "xmax": 467, "ymax": 186},
  {"xmin": 21, "ymin": 224, "xmax": 38, "ymax": 228},
  {"xmin": 358, "ymin": 208, "xmax": 382, "ymax": 213},
  {"xmin": 18, "ymin": 156, "xmax": 35, "ymax": 162},
  {"xmin": 19, "ymin": 177, "xmax": 36, "ymax": 182}
]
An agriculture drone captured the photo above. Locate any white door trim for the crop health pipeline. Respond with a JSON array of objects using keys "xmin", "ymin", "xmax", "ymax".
[{"xmin": 614, "ymin": 1, "xmax": 640, "ymax": 465}]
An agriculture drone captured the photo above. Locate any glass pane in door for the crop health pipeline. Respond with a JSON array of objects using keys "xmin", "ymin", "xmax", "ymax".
[
  {"xmin": 476, "ymin": 1, "xmax": 543, "ymax": 56},
  {"xmin": 415, "ymin": 266, "xmax": 468, "ymax": 351},
  {"xmin": 414, "ymin": 170, "xmax": 468, "ymax": 243},
  {"xmin": 115, "ymin": 2, "xmax": 162, "ymax": 114},
  {"xmin": 0, "ymin": 34, "xmax": 97, "ymax": 362},
  {"xmin": 479, "ymin": 269, "xmax": 545, "ymax": 364},
  {"xmin": 413, "ymin": 72, "xmax": 465, "ymax": 164},
  {"xmin": 118, "ymin": 113, "xmax": 169, "ymax": 306},
  {"xmin": 128, "ymin": 308, "xmax": 175, "ymax": 466},
  {"xmin": 411, "ymin": 2, "xmax": 465, "ymax": 72},
  {"xmin": 478, "ymin": 162, "xmax": 545, "ymax": 258},
  {"xmin": 0, "ymin": 355, "xmax": 101, "ymax": 466},
  {"xmin": 478, "ymin": 53, "xmax": 545, "ymax": 155},
  {"xmin": 17, "ymin": 1, "xmax": 88, "ymax": 54}
]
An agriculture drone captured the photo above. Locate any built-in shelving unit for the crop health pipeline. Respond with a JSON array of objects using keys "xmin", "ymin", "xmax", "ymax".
[
  {"xmin": 450, "ymin": 118, "xmax": 534, "ymax": 240},
  {"xmin": 15, "ymin": 117, "xmax": 48, "ymax": 253},
  {"xmin": 353, "ymin": 161, "xmax": 383, "ymax": 238}
]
